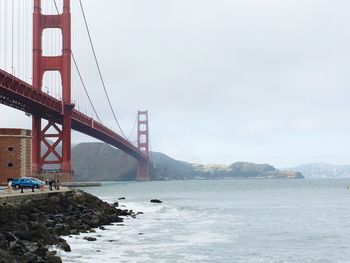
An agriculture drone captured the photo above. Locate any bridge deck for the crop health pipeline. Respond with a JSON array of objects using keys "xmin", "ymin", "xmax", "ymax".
[{"xmin": 0, "ymin": 69, "xmax": 147, "ymax": 161}]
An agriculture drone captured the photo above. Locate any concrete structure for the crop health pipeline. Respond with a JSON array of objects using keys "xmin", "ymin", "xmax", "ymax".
[
  {"xmin": 0, "ymin": 129, "xmax": 32, "ymax": 184},
  {"xmin": 0, "ymin": 187, "xmax": 71, "ymax": 203}
]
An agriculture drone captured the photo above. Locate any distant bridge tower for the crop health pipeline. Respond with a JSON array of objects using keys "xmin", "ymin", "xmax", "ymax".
[
  {"xmin": 32, "ymin": 0, "xmax": 73, "ymax": 181},
  {"xmin": 137, "ymin": 110, "xmax": 150, "ymax": 181}
]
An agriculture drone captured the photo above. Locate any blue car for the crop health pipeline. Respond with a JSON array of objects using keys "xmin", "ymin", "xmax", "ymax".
[{"xmin": 11, "ymin": 177, "xmax": 44, "ymax": 189}]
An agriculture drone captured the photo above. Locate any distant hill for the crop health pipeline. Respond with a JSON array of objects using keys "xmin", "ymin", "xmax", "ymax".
[
  {"xmin": 71, "ymin": 142, "xmax": 304, "ymax": 181},
  {"xmin": 289, "ymin": 163, "xmax": 350, "ymax": 178},
  {"xmin": 152, "ymin": 151, "xmax": 303, "ymax": 180},
  {"xmin": 72, "ymin": 143, "xmax": 137, "ymax": 181}
]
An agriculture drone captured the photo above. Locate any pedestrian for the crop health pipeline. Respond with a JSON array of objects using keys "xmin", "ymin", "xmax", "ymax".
[
  {"xmin": 6, "ymin": 180, "xmax": 12, "ymax": 194},
  {"xmin": 49, "ymin": 179, "xmax": 53, "ymax": 191},
  {"xmin": 45, "ymin": 178, "xmax": 49, "ymax": 186},
  {"xmin": 56, "ymin": 179, "xmax": 60, "ymax": 190}
]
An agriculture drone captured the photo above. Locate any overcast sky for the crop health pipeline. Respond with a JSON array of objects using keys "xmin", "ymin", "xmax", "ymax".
[{"xmin": 1, "ymin": 0, "xmax": 350, "ymax": 167}]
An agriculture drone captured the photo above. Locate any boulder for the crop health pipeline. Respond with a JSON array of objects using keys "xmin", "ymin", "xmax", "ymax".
[
  {"xmin": 150, "ymin": 199, "xmax": 162, "ymax": 203},
  {"xmin": 47, "ymin": 255, "xmax": 62, "ymax": 263},
  {"xmin": 9, "ymin": 240, "xmax": 29, "ymax": 256},
  {"xmin": 0, "ymin": 233, "xmax": 8, "ymax": 249},
  {"xmin": 0, "ymin": 190, "xmax": 136, "ymax": 262},
  {"xmin": 22, "ymin": 241, "xmax": 38, "ymax": 253},
  {"xmin": 84, "ymin": 237, "xmax": 97, "ymax": 242},
  {"xmin": 58, "ymin": 239, "xmax": 71, "ymax": 252},
  {"xmin": 0, "ymin": 249, "xmax": 17, "ymax": 263}
]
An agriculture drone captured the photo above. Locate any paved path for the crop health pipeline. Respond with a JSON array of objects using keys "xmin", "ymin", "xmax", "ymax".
[{"xmin": 0, "ymin": 186, "xmax": 71, "ymax": 198}]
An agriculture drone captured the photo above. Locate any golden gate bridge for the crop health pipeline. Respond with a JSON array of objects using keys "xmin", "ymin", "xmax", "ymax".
[{"xmin": 0, "ymin": 0, "xmax": 151, "ymax": 181}]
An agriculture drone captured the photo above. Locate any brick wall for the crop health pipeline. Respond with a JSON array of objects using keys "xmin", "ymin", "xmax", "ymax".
[{"xmin": 0, "ymin": 129, "xmax": 32, "ymax": 184}]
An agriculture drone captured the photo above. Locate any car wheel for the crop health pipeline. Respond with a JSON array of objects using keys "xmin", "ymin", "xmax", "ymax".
[{"xmin": 15, "ymin": 185, "xmax": 19, "ymax": 189}]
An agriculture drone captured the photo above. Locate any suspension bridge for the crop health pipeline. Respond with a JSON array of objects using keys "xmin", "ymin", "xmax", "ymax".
[{"xmin": 0, "ymin": 0, "xmax": 151, "ymax": 181}]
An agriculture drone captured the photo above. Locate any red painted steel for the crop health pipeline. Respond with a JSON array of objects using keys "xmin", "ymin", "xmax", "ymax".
[
  {"xmin": 0, "ymin": 0, "xmax": 150, "ymax": 180},
  {"xmin": 137, "ymin": 110, "xmax": 150, "ymax": 181},
  {"xmin": 0, "ymin": 68, "xmax": 147, "ymax": 161},
  {"xmin": 32, "ymin": 0, "xmax": 73, "ymax": 174}
]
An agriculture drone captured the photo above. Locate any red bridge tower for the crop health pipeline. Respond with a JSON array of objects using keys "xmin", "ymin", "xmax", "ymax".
[
  {"xmin": 137, "ymin": 111, "xmax": 150, "ymax": 181},
  {"xmin": 32, "ymin": 0, "xmax": 73, "ymax": 181}
]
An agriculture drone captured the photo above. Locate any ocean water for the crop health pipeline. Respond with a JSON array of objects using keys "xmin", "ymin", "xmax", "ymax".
[{"xmin": 57, "ymin": 179, "xmax": 350, "ymax": 263}]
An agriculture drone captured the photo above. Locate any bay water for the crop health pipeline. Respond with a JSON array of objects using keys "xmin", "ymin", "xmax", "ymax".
[{"xmin": 58, "ymin": 179, "xmax": 350, "ymax": 262}]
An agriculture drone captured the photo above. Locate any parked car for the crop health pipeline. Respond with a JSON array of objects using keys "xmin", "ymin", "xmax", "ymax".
[
  {"xmin": 29, "ymin": 177, "xmax": 45, "ymax": 185},
  {"xmin": 11, "ymin": 177, "xmax": 44, "ymax": 189}
]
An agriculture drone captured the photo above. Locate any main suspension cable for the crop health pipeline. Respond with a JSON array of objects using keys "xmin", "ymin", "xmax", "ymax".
[
  {"xmin": 77, "ymin": 0, "xmax": 128, "ymax": 139},
  {"xmin": 71, "ymin": 53, "xmax": 102, "ymax": 123},
  {"xmin": 127, "ymin": 116, "xmax": 138, "ymax": 141}
]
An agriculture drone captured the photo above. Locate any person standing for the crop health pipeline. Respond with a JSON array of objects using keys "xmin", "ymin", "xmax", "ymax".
[
  {"xmin": 7, "ymin": 180, "xmax": 12, "ymax": 194},
  {"xmin": 56, "ymin": 179, "xmax": 60, "ymax": 190},
  {"xmin": 49, "ymin": 179, "xmax": 53, "ymax": 191}
]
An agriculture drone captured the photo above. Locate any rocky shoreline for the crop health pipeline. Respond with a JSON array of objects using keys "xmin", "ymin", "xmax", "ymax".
[{"xmin": 0, "ymin": 190, "xmax": 135, "ymax": 263}]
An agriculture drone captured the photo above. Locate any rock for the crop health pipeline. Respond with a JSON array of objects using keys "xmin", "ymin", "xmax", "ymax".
[
  {"xmin": 24, "ymin": 252, "xmax": 43, "ymax": 263},
  {"xmin": 47, "ymin": 251, "xmax": 57, "ymax": 257},
  {"xmin": 150, "ymin": 199, "xmax": 162, "ymax": 203},
  {"xmin": 0, "ymin": 233, "xmax": 8, "ymax": 249},
  {"xmin": 9, "ymin": 240, "xmax": 28, "ymax": 256},
  {"xmin": 112, "ymin": 202, "xmax": 119, "ymax": 207},
  {"xmin": 15, "ymin": 231, "xmax": 32, "ymax": 242},
  {"xmin": 45, "ymin": 219, "xmax": 56, "ymax": 228},
  {"xmin": 137, "ymin": 212, "xmax": 144, "ymax": 215},
  {"xmin": 0, "ymin": 249, "xmax": 17, "ymax": 263},
  {"xmin": 118, "ymin": 197, "xmax": 125, "ymax": 200},
  {"xmin": 53, "ymin": 224, "xmax": 70, "ymax": 236},
  {"xmin": 22, "ymin": 241, "xmax": 38, "ymax": 253},
  {"xmin": 90, "ymin": 215, "xmax": 100, "ymax": 226},
  {"xmin": 33, "ymin": 245, "xmax": 48, "ymax": 258},
  {"xmin": 3, "ymin": 232, "xmax": 16, "ymax": 242},
  {"xmin": 0, "ymin": 190, "xmax": 135, "ymax": 262},
  {"xmin": 84, "ymin": 237, "xmax": 97, "ymax": 242},
  {"xmin": 47, "ymin": 255, "xmax": 62, "ymax": 263},
  {"xmin": 72, "ymin": 191, "xmax": 85, "ymax": 203},
  {"xmin": 69, "ymin": 229, "xmax": 80, "ymax": 235},
  {"xmin": 19, "ymin": 215, "xmax": 28, "ymax": 222},
  {"xmin": 58, "ymin": 238, "xmax": 71, "ymax": 252},
  {"xmin": 16, "ymin": 223, "xmax": 29, "ymax": 233}
]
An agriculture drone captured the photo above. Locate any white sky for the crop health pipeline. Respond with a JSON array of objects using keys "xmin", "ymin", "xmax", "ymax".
[{"xmin": 1, "ymin": 0, "xmax": 350, "ymax": 167}]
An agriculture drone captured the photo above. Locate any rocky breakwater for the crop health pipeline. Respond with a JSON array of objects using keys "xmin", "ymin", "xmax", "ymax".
[{"xmin": 0, "ymin": 190, "xmax": 134, "ymax": 263}]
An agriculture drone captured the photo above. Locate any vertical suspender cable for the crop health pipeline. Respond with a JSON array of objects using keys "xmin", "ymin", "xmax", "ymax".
[
  {"xmin": 78, "ymin": 0, "xmax": 128, "ymax": 139},
  {"xmin": 11, "ymin": 0, "xmax": 14, "ymax": 75},
  {"xmin": 4, "ymin": 0, "xmax": 8, "ymax": 71},
  {"xmin": 52, "ymin": 0, "xmax": 102, "ymax": 122}
]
